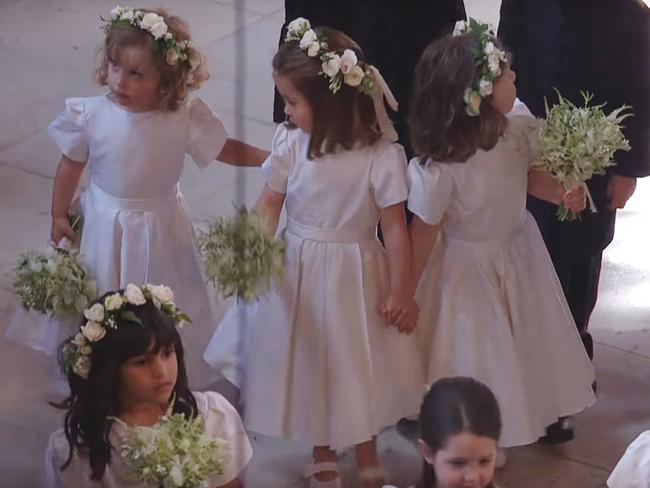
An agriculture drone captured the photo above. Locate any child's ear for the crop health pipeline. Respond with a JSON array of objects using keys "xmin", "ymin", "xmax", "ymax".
[{"xmin": 417, "ymin": 439, "xmax": 436, "ymax": 464}]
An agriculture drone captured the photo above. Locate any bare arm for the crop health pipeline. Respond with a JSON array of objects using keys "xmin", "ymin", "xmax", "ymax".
[
  {"xmin": 51, "ymin": 155, "xmax": 85, "ymax": 243},
  {"xmin": 408, "ymin": 215, "xmax": 440, "ymax": 296},
  {"xmin": 254, "ymin": 183, "xmax": 285, "ymax": 236},
  {"xmin": 527, "ymin": 169, "xmax": 586, "ymax": 211},
  {"xmin": 217, "ymin": 138, "xmax": 270, "ymax": 167}
]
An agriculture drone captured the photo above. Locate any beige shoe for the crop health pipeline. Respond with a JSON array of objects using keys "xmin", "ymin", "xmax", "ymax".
[{"xmin": 305, "ymin": 461, "xmax": 342, "ymax": 488}]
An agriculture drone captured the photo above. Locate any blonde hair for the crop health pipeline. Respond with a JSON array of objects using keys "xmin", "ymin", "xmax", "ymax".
[{"xmin": 95, "ymin": 8, "xmax": 209, "ymax": 111}]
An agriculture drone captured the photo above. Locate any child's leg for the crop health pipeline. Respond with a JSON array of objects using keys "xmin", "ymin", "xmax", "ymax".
[
  {"xmin": 312, "ymin": 446, "xmax": 338, "ymax": 482},
  {"xmin": 355, "ymin": 438, "xmax": 384, "ymax": 488}
]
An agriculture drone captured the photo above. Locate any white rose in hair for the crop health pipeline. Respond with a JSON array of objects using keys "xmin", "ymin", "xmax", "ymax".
[
  {"xmin": 344, "ymin": 65, "xmax": 365, "ymax": 87},
  {"xmin": 453, "ymin": 20, "xmax": 468, "ymax": 36},
  {"xmin": 72, "ymin": 332, "xmax": 87, "ymax": 347},
  {"xmin": 484, "ymin": 41, "xmax": 496, "ymax": 55},
  {"xmin": 141, "ymin": 13, "xmax": 168, "ymax": 39},
  {"xmin": 120, "ymin": 9, "xmax": 135, "ymax": 22},
  {"xmin": 111, "ymin": 5, "xmax": 123, "ymax": 18},
  {"xmin": 84, "ymin": 303, "xmax": 105, "ymax": 322},
  {"xmin": 307, "ymin": 41, "xmax": 320, "ymax": 57},
  {"xmin": 166, "ymin": 48, "xmax": 180, "ymax": 66},
  {"xmin": 104, "ymin": 293, "xmax": 124, "ymax": 311},
  {"xmin": 299, "ymin": 29, "xmax": 318, "ymax": 50},
  {"xmin": 479, "ymin": 79, "xmax": 494, "ymax": 96},
  {"xmin": 340, "ymin": 49, "xmax": 358, "ymax": 74},
  {"xmin": 74, "ymin": 355, "xmax": 91, "ymax": 379},
  {"xmin": 151, "ymin": 285, "xmax": 175, "ymax": 305},
  {"xmin": 488, "ymin": 54, "xmax": 501, "ymax": 76},
  {"xmin": 81, "ymin": 321, "xmax": 106, "ymax": 342},
  {"xmin": 322, "ymin": 54, "xmax": 342, "ymax": 78},
  {"xmin": 288, "ymin": 17, "xmax": 310, "ymax": 34},
  {"xmin": 124, "ymin": 284, "xmax": 146, "ymax": 305}
]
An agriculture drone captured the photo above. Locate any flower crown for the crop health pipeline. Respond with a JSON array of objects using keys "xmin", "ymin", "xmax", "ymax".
[
  {"xmin": 285, "ymin": 17, "xmax": 374, "ymax": 96},
  {"xmin": 453, "ymin": 18, "xmax": 508, "ymax": 116},
  {"xmin": 104, "ymin": 6, "xmax": 199, "ymax": 72},
  {"xmin": 63, "ymin": 284, "xmax": 190, "ymax": 379}
]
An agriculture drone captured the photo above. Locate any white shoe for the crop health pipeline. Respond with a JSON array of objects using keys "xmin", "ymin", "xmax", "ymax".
[
  {"xmin": 495, "ymin": 448, "xmax": 508, "ymax": 469},
  {"xmin": 305, "ymin": 461, "xmax": 342, "ymax": 488}
]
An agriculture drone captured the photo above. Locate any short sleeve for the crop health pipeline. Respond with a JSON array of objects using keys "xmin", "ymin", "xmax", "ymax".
[
  {"xmin": 506, "ymin": 98, "xmax": 541, "ymax": 166},
  {"xmin": 370, "ymin": 143, "xmax": 409, "ymax": 208},
  {"xmin": 608, "ymin": 431, "xmax": 650, "ymax": 488},
  {"xmin": 186, "ymin": 98, "xmax": 228, "ymax": 168},
  {"xmin": 407, "ymin": 159, "xmax": 454, "ymax": 226},
  {"xmin": 47, "ymin": 98, "xmax": 89, "ymax": 163},
  {"xmin": 261, "ymin": 124, "xmax": 293, "ymax": 194},
  {"xmin": 45, "ymin": 430, "xmax": 100, "ymax": 488},
  {"xmin": 195, "ymin": 391, "xmax": 253, "ymax": 486}
]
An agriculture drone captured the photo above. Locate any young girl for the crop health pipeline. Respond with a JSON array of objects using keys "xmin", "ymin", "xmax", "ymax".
[
  {"xmin": 406, "ymin": 22, "xmax": 597, "ymax": 455},
  {"xmin": 206, "ymin": 18, "xmax": 425, "ymax": 488},
  {"xmin": 416, "ymin": 377, "xmax": 502, "ymax": 488},
  {"xmin": 45, "ymin": 285, "xmax": 252, "ymax": 487},
  {"xmin": 47, "ymin": 6, "xmax": 268, "ymax": 387}
]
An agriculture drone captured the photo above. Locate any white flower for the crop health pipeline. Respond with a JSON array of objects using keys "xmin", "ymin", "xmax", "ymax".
[
  {"xmin": 104, "ymin": 293, "xmax": 124, "ymax": 311},
  {"xmin": 119, "ymin": 9, "xmax": 135, "ymax": 22},
  {"xmin": 72, "ymin": 332, "xmax": 87, "ymax": 347},
  {"xmin": 140, "ymin": 13, "xmax": 168, "ymax": 39},
  {"xmin": 111, "ymin": 5, "xmax": 123, "ymax": 18},
  {"xmin": 488, "ymin": 54, "xmax": 501, "ymax": 76},
  {"xmin": 81, "ymin": 321, "xmax": 106, "ymax": 342},
  {"xmin": 484, "ymin": 41, "xmax": 496, "ymax": 55},
  {"xmin": 321, "ymin": 54, "xmax": 341, "ymax": 78},
  {"xmin": 168, "ymin": 464, "xmax": 184, "ymax": 486},
  {"xmin": 84, "ymin": 303, "xmax": 105, "ymax": 322},
  {"xmin": 299, "ymin": 29, "xmax": 318, "ymax": 50},
  {"xmin": 80, "ymin": 345, "xmax": 92, "ymax": 355},
  {"xmin": 29, "ymin": 261, "xmax": 43, "ymax": 273},
  {"xmin": 164, "ymin": 32, "xmax": 173, "ymax": 40},
  {"xmin": 287, "ymin": 17, "xmax": 310, "ymax": 34},
  {"xmin": 339, "ymin": 49, "xmax": 358, "ymax": 74},
  {"xmin": 125, "ymin": 284, "xmax": 146, "ymax": 305},
  {"xmin": 464, "ymin": 88, "xmax": 482, "ymax": 116},
  {"xmin": 453, "ymin": 20, "xmax": 468, "ymax": 36},
  {"xmin": 307, "ymin": 41, "xmax": 320, "ymax": 57},
  {"xmin": 343, "ymin": 65, "xmax": 365, "ymax": 87},
  {"xmin": 479, "ymin": 79, "xmax": 494, "ymax": 96},
  {"xmin": 165, "ymin": 48, "xmax": 180, "ymax": 66},
  {"xmin": 151, "ymin": 285, "xmax": 174, "ymax": 305},
  {"xmin": 73, "ymin": 355, "xmax": 91, "ymax": 379},
  {"xmin": 45, "ymin": 259, "xmax": 57, "ymax": 274}
]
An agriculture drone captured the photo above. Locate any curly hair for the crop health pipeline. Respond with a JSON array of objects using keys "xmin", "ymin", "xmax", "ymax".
[
  {"xmin": 52, "ymin": 293, "xmax": 197, "ymax": 481},
  {"xmin": 410, "ymin": 35, "xmax": 509, "ymax": 163},
  {"xmin": 273, "ymin": 26, "xmax": 382, "ymax": 159},
  {"xmin": 95, "ymin": 7, "xmax": 209, "ymax": 111}
]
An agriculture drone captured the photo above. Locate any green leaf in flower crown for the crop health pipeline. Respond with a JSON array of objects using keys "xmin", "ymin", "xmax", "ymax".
[
  {"xmin": 120, "ymin": 310, "xmax": 143, "ymax": 327},
  {"xmin": 177, "ymin": 312, "xmax": 193, "ymax": 324}
]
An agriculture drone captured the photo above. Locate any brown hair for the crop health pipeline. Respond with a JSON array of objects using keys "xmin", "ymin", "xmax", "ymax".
[
  {"xmin": 95, "ymin": 8, "xmax": 209, "ymax": 111},
  {"xmin": 273, "ymin": 27, "xmax": 382, "ymax": 159},
  {"xmin": 410, "ymin": 35, "xmax": 508, "ymax": 163}
]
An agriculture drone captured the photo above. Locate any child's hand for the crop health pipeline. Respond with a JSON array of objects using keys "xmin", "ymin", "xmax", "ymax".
[
  {"xmin": 381, "ymin": 296, "xmax": 419, "ymax": 334},
  {"xmin": 562, "ymin": 185, "xmax": 587, "ymax": 212},
  {"xmin": 51, "ymin": 216, "xmax": 77, "ymax": 245}
]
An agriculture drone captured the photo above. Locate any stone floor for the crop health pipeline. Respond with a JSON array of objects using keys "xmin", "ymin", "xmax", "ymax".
[{"xmin": 0, "ymin": 1, "xmax": 648, "ymax": 487}]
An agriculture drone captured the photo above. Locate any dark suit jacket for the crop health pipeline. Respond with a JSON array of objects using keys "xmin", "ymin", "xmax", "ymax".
[
  {"xmin": 275, "ymin": 1, "xmax": 467, "ymax": 156},
  {"xmin": 499, "ymin": 0, "xmax": 650, "ymax": 257}
]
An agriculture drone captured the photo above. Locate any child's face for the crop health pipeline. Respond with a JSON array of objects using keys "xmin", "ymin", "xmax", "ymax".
[
  {"xmin": 107, "ymin": 44, "xmax": 161, "ymax": 112},
  {"xmin": 419, "ymin": 433, "xmax": 497, "ymax": 488},
  {"xmin": 119, "ymin": 342, "xmax": 178, "ymax": 409},
  {"xmin": 490, "ymin": 64, "xmax": 517, "ymax": 115},
  {"xmin": 275, "ymin": 74, "xmax": 313, "ymax": 133}
]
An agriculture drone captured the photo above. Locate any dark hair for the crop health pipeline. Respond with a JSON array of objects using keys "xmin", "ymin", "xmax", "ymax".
[
  {"xmin": 53, "ymin": 292, "xmax": 197, "ymax": 480},
  {"xmin": 410, "ymin": 35, "xmax": 508, "ymax": 163},
  {"xmin": 416, "ymin": 377, "xmax": 501, "ymax": 488},
  {"xmin": 272, "ymin": 26, "xmax": 382, "ymax": 159},
  {"xmin": 95, "ymin": 7, "xmax": 209, "ymax": 111}
]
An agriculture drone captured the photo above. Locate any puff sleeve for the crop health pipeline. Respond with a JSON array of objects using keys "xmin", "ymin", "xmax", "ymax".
[
  {"xmin": 407, "ymin": 159, "xmax": 454, "ymax": 226},
  {"xmin": 507, "ymin": 98, "xmax": 542, "ymax": 166},
  {"xmin": 47, "ymin": 98, "xmax": 89, "ymax": 163},
  {"xmin": 186, "ymin": 98, "xmax": 228, "ymax": 168},
  {"xmin": 369, "ymin": 142, "xmax": 409, "ymax": 208},
  {"xmin": 261, "ymin": 124, "xmax": 293, "ymax": 194}
]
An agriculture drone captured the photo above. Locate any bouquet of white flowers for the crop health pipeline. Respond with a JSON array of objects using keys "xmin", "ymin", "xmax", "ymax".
[
  {"xmin": 121, "ymin": 413, "xmax": 229, "ymax": 488},
  {"xmin": 199, "ymin": 208, "xmax": 284, "ymax": 302},
  {"xmin": 535, "ymin": 91, "xmax": 631, "ymax": 221}
]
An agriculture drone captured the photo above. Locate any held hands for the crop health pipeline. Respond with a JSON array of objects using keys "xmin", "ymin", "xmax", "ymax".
[
  {"xmin": 380, "ymin": 294, "xmax": 420, "ymax": 334},
  {"xmin": 607, "ymin": 174, "xmax": 637, "ymax": 209},
  {"xmin": 562, "ymin": 185, "xmax": 587, "ymax": 213}
]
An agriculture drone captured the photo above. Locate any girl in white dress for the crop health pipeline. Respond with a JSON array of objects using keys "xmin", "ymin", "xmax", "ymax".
[
  {"xmin": 47, "ymin": 7, "xmax": 267, "ymax": 387},
  {"xmin": 45, "ymin": 285, "xmax": 252, "ymax": 488},
  {"xmin": 406, "ymin": 23, "xmax": 597, "ymax": 454},
  {"xmin": 206, "ymin": 19, "xmax": 425, "ymax": 488}
]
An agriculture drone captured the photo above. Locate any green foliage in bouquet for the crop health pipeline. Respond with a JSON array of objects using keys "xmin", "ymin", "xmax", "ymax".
[
  {"xmin": 536, "ymin": 90, "xmax": 632, "ymax": 221},
  {"xmin": 199, "ymin": 208, "xmax": 284, "ymax": 301},
  {"xmin": 121, "ymin": 413, "xmax": 229, "ymax": 488},
  {"xmin": 13, "ymin": 245, "xmax": 97, "ymax": 319}
]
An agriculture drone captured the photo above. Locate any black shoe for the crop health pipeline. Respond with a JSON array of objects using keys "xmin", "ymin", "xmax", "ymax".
[
  {"xmin": 396, "ymin": 418, "xmax": 420, "ymax": 443},
  {"xmin": 540, "ymin": 417, "xmax": 575, "ymax": 445}
]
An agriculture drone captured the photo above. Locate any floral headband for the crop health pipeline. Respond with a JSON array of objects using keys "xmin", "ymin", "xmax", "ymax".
[
  {"xmin": 453, "ymin": 18, "xmax": 508, "ymax": 116},
  {"xmin": 104, "ymin": 6, "xmax": 199, "ymax": 72},
  {"xmin": 284, "ymin": 17, "xmax": 400, "ymax": 142},
  {"xmin": 63, "ymin": 284, "xmax": 190, "ymax": 379}
]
